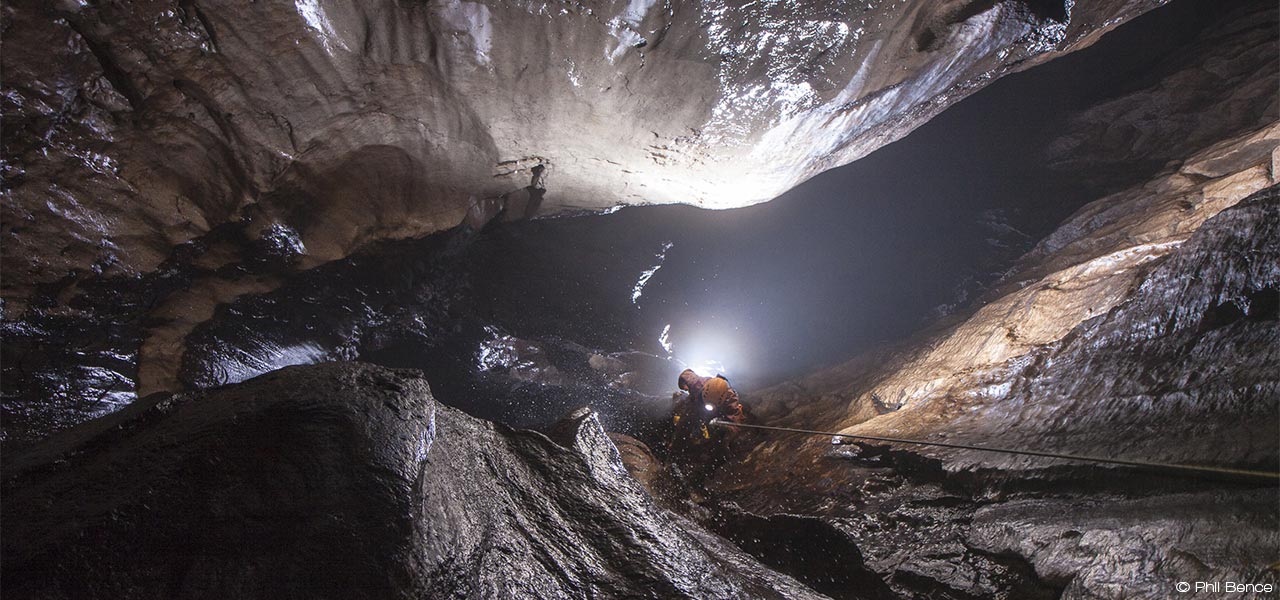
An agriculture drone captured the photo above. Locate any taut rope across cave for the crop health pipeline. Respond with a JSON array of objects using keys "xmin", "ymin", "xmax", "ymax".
[{"xmin": 710, "ymin": 419, "xmax": 1280, "ymax": 481}]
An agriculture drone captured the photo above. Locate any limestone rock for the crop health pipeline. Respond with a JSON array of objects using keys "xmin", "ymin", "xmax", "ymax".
[
  {"xmin": 828, "ymin": 0, "xmax": 1279, "ymax": 428},
  {"xmin": 2, "ymin": 362, "xmax": 834, "ymax": 599},
  {"xmin": 708, "ymin": 6, "xmax": 1280, "ymax": 593},
  {"xmin": 2, "ymin": 0, "xmax": 1162, "ymax": 310},
  {"xmin": 1044, "ymin": 2, "xmax": 1278, "ymax": 191}
]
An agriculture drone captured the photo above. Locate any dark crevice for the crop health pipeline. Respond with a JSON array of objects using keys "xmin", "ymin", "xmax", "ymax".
[
  {"xmin": 962, "ymin": 545, "xmax": 1066, "ymax": 596},
  {"xmin": 709, "ymin": 510, "xmax": 897, "ymax": 600},
  {"xmin": 172, "ymin": 79, "xmax": 238, "ymax": 144},
  {"xmin": 1020, "ymin": 0, "xmax": 1070, "ymax": 23},
  {"xmin": 829, "ymin": 439, "xmax": 1277, "ymax": 499},
  {"xmin": 178, "ymin": 0, "xmax": 220, "ymax": 53},
  {"xmin": 1200, "ymin": 286, "xmax": 1280, "ymax": 333},
  {"xmin": 63, "ymin": 18, "xmax": 146, "ymax": 112}
]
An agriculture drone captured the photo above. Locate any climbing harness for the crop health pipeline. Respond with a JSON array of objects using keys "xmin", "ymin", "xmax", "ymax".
[{"xmin": 709, "ymin": 419, "xmax": 1280, "ymax": 481}]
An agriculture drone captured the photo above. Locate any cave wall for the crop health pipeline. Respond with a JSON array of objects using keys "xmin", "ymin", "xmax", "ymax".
[
  {"xmin": 711, "ymin": 4, "xmax": 1278, "ymax": 595},
  {"xmin": 2, "ymin": 2, "xmax": 1276, "ymax": 597},
  {"xmin": 713, "ymin": 184, "xmax": 1279, "ymax": 600},
  {"xmin": 748, "ymin": 0, "xmax": 1278, "ymax": 441},
  {"xmin": 2, "ymin": 362, "xmax": 838, "ymax": 599},
  {"xmin": 1, "ymin": 0, "xmax": 1180, "ymax": 447},
  {"xmin": 2, "ymin": 0, "xmax": 1163, "ymax": 312}
]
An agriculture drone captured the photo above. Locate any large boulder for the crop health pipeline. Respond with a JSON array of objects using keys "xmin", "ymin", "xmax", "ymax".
[{"xmin": 2, "ymin": 362, "xmax": 839, "ymax": 599}]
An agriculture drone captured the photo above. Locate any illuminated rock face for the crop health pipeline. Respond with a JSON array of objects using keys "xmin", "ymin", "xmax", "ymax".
[
  {"xmin": 2, "ymin": 0, "xmax": 1159, "ymax": 308},
  {"xmin": 748, "ymin": 0, "xmax": 1279, "ymax": 445},
  {"xmin": 824, "ymin": 0, "xmax": 1280, "ymax": 452},
  {"xmin": 840, "ymin": 122, "xmax": 1278, "ymax": 431},
  {"xmin": 1, "ymin": 0, "xmax": 1166, "ymax": 444},
  {"xmin": 717, "ymin": 5, "xmax": 1278, "ymax": 596},
  {"xmin": 723, "ymin": 185, "xmax": 1280, "ymax": 599}
]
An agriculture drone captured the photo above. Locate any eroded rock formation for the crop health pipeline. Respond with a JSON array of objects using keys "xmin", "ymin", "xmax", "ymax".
[
  {"xmin": 2, "ymin": 362, "xmax": 836, "ymax": 599},
  {"xmin": 2, "ymin": 1, "xmax": 1277, "ymax": 597},
  {"xmin": 702, "ymin": 5, "xmax": 1279, "ymax": 596},
  {"xmin": 704, "ymin": 4, "xmax": 1280, "ymax": 592},
  {"xmin": 714, "ymin": 184, "xmax": 1279, "ymax": 599},
  {"xmin": 3, "ymin": 0, "xmax": 1162, "ymax": 310},
  {"xmin": 746, "ymin": 0, "xmax": 1278, "ymax": 449}
]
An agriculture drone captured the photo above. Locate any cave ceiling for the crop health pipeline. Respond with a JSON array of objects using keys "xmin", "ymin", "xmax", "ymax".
[{"xmin": 3, "ymin": 0, "xmax": 1164, "ymax": 308}]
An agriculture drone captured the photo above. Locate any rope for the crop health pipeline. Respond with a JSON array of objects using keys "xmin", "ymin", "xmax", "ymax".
[{"xmin": 709, "ymin": 419, "xmax": 1280, "ymax": 481}]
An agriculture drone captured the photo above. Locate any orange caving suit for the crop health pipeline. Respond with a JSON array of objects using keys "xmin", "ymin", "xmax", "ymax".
[{"xmin": 676, "ymin": 370, "xmax": 746, "ymax": 428}]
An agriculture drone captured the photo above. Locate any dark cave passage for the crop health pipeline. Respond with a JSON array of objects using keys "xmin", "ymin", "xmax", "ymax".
[
  {"xmin": 3, "ymin": 0, "xmax": 1258, "ymax": 445},
  {"xmin": 2, "ymin": 0, "xmax": 1277, "ymax": 598}
]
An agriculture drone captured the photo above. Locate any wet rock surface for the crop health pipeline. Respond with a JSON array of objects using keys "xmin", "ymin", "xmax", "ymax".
[
  {"xmin": 697, "ymin": 10, "xmax": 1280, "ymax": 586},
  {"xmin": 0, "ymin": 217, "xmax": 689, "ymax": 446},
  {"xmin": 915, "ymin": 185, "xmax": 1280, "ymax": 469},
  {"xmin": 6, "ymin": 0, "xmax": 1259, "ymax": 449},
  {"xmin": 712, "ymin": 186, "xmax": 1280, "ymax": 598},
  {"xmin": 1, "ymin": 0, "xmax": 1162, "ymax": 312},
  {"xmin": 707, "ymin": 510, "xmax": 900, "ymax": 600},
  {"xmin": 3, "ymin": 362, "xmax": 838, "ymax": 599},
  {"xmin": 2, "ymin": 1, "xmax": 1277, "ymax": 598},
  {"xmin": 834, "ymin": 0, "xmax": 1279, "ymax": 430},
  {"xmin": 1044, "ymin": 1, "xmax": 1278, "ymax": 192}
]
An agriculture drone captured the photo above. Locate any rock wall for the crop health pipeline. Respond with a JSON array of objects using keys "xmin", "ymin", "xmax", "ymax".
[
  {"xmin": 3, "ymin": 2, "xmax": 1276, "ymax": 598},
  {"xmin": 748, "ymin": 0, "xmax": 1278, "ymax": 446},
  {"xmin": 2, "ymin": 362, "xmax": 838, "ymax": 599},
  {"xmin": 866, "ymin": 184, "xmax": 1279, "ymax": 469},
  {"xmin": 709, "ymin": 4, "xmax": 1279, "ymax": 595},
  {"xmin": 834, "ymin": 121, "xmax": 1277, "ymax": 448},
  {"xmin": 713, "ymin": 186, "xmax": 1279, "ymax": 599},
  {"xmin": 2, "ymin": 0, "xmax": 1163, "ymax": 311}
]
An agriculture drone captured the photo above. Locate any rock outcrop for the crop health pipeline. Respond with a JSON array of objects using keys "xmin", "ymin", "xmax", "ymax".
[
  {"xmin": 708, "ymin": 5, "xmax": 1279, "ymax": 595},
  {"xmin": 828, "ymin": 120, "xmax": 1277, "ymax": 447},
  {"xmin": 829, "ymin": 0, "xmax": 1277, "ymax": 431},
  {"xmin": 2, "ymin": 2, "xmax": 1276, "ymax": 596},
  {"xmin": 2, "ymin": 0, "xmax": 1163, "ymax": 311},
  {"xmin": 1044, "ymin": 0, "xmax": 1278, "ymax": 191},
  {"xmin": 746, "ymin": 0, "xmax": 1278, "ymax": 448},
  {"xmin": 866, "ymin": 183, "xmax": 1279, "ymax": 468},
  {"xmin": 714, "ymin": 186, "xmax": 1279, "ymax": 599},
  {"xmin": 2, "ymin": 362, "xmax": 839, "ymax": 599}
]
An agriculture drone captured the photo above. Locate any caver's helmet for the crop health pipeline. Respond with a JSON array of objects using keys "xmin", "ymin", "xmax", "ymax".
[{"xmin": 703, "ymin": 376, "xmax": 730, "ymax": 405}]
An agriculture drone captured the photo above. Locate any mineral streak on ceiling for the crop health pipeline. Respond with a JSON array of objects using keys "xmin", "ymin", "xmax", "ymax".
[{"xmin": 2, "ymin": 0, "xmax": 1165, "ymax": 311}]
